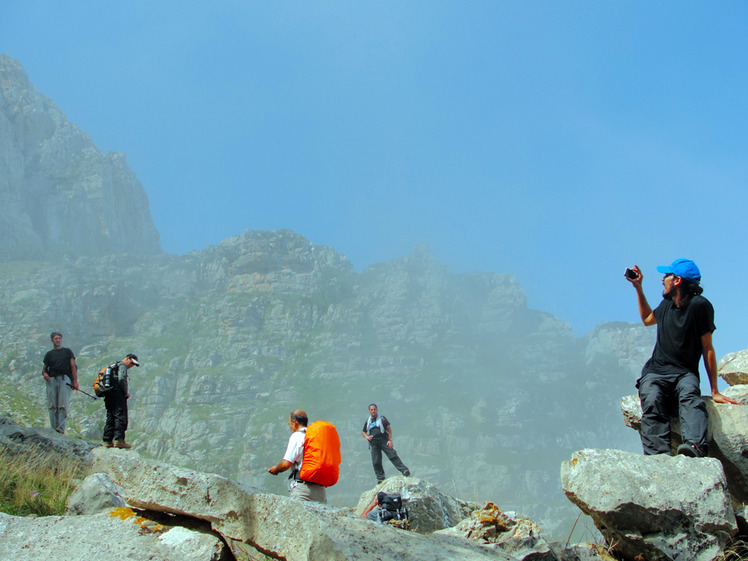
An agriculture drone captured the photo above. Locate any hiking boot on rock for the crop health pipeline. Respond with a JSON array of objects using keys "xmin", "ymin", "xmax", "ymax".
[
  {"xmin": 103, "ymin": 441, "xmax": 113, "ymax": 448},
  {"xmin": 114, "ymin": 440, "xmax": 132, "ymax": 449},
  {"xmin": 677, "ymin": 442, "xmax": 707, "ymax": 458}
]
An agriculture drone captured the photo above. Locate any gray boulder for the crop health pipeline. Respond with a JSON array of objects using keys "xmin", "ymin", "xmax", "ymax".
[
  {"xmin": 90, "ymin": 448, "xmax": 521, "ymax": 561},
  {"xmin": 719, "ymin": 349, "xmax": 748, "ymax": 386},
  {"xmin": 0, "ymin": 415, "xmax": 98, "ymax": 463},
  {"xmin": 704, "ymin": 385, "xmax": 748, "ymax": 503},
  {"xmin": 66, "ymin": 472, "xmax": 126, "ymax": 515},
  {"xmin": 621, "ymin": 387, "xmax": 748, "ymax": 503},
  {"xmin": 353, "ymin": 475, "xmax": 471, "ymax": 533},
  {"xmin": 0, "ymin": 511, "xmax": 227, "ymax": 561},
  {"xmin": 561, "ymin": 448, "xmax": 736, "ymax": 561},
  {"xmin": 434, "ymin": 501, "xmax": 556, "ymax": 560}
]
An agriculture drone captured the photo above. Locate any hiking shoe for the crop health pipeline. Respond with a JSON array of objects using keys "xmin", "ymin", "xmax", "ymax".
[
  {"xmin": 403, "ymin": 471, "xmax": 411, "ymax": 477},
  {"xmin": 114, "ymin": 440, "xmax": 132, "ymax": 449},
  {"xmin": 677, "ymin": 442, "xmax": 707, "ymax": 458},
  {"xmin": 103, "ymin": 441, "xmax": 113, "ymax": 448}
]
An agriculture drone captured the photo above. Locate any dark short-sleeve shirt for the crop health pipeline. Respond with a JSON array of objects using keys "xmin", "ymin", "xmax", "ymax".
[
  {"xmin": 642, "ymin": 294, "xmax": 715, "ymax": 377},
  {"xmin": 43, "ymin": 347, "xmax": 75, "ymax": 377},
  {"xmin": 363, "ymin": 416, "xmax": 391, "ymax": 438}
]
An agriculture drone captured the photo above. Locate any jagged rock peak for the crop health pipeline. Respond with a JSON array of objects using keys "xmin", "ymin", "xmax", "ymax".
[{"xmin": 0, "ymin": 54, "xmax": 162, "ymax": 261}]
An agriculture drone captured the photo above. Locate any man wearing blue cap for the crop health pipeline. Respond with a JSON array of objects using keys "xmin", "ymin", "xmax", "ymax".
[{"xmin": 625, "ymin": 258, "xmax": 740, "ymax": 457}]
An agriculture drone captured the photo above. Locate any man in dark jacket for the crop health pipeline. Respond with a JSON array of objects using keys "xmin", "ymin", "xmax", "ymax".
[{"xmin": 102, "ymin": 353, "xmax": 140, "ymax": 449}]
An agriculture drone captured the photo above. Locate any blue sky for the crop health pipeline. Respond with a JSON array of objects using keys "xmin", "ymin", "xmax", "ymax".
[{"xmin": 2, "ymin": 2, "xmax": 747, "ymax": 367}]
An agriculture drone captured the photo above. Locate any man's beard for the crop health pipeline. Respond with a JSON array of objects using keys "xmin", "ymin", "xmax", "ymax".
[{"xmin": 663, "ymin": 287, "xmax": 675, "ymax": 300}]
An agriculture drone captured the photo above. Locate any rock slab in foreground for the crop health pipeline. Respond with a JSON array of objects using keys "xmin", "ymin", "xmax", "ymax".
[
  {"xmin": 561, "ymin": 448, "xmax": 736, "ymax": 561},
  {"xmin": 91, "ymin": 448, "xmax": 519, "ymax": 561},
  {"xmin": 0, "ymin": 510, "xmax": 226, "ymax": 561}
]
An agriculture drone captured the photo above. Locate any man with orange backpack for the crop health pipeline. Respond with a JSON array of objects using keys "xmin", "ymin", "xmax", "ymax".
[{"xmin": 268, "ymin": 409, "xmax": 340, "ymax": 503}]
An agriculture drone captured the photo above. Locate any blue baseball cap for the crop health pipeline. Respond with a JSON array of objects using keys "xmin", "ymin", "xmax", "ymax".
[{"xmin": 656, "ymin": 258, "xmax": 701, "ymax": 283}]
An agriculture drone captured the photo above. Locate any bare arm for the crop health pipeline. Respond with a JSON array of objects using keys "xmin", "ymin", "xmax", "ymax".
[
  {"xmin": 268, "ymin": 459, "xmax": 293, "ymax": 475},
  {"xmin": 702, "ymin": 332, "xmax": 740, "ymax": 405},
  {"xmin": 362, "ymin": 496, "xmax": 378, "ymax": 517},
  {"xmin": 69, "ymin": 358, "xmax": 79, "ymax": 390},
  {"xmin": 625, "ymin": 265, "xmax": 655, "ymax": 326},
  {"xmin": 362, "ymin": 430, "xmax": 373, "ymax": 441},
  {"xmin": 386, "ymin": 424, "xmax": 393, "ymax": 448}
]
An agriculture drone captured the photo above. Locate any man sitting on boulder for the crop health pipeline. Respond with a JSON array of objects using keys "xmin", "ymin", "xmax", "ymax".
[{"xmin": 625, "ymin": 259, "xmax": 741, "ymax": 457}]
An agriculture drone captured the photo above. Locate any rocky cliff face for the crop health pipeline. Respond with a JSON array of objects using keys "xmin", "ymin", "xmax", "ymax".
[
  {"xmin": 0, "ymin": 232, "xmax": 653, "ymax": 537},
  {"xmin": 0, "ymin": 54, "xmax": 161, "ymax": 260},
  {"xmin": 0, "ymin": 53, "xmax": 655, "ymax": 539}
]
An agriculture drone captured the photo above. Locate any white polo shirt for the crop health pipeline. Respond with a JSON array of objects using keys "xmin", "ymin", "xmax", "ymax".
[{"xmin": 283, "ymin": 428, "xmax": 306, "ymax": 470}]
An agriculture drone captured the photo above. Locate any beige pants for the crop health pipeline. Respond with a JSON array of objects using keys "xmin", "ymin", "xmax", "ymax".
[{"xmin": 289, "ymin": 480, "xmax": 327, "ymax": 503}]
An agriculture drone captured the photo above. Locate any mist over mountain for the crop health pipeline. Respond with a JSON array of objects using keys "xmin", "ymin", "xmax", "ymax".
[
  {"xmin": 0, "ymin": 54, "xmax": 651, "ymax": 538},
  {"xmin": 0, "ymin": 55, "xmax": 161, "ymax": 261}
]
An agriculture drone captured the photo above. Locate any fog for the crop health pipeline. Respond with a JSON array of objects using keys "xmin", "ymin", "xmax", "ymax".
[{"xmin": 1, "ymin": 1, "xmax": 747, "ymax": 542}]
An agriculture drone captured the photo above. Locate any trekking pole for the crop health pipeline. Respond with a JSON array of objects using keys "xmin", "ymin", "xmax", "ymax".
[{"xmin": 67, "ymin": 383, "xmax": 98, "ymax": 400}]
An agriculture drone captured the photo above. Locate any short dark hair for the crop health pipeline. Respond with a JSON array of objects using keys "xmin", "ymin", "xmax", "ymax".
[
  {"xmin": 369, "ymin": 403, "xmax": 378, "ymax": 409},
  {"xmin": 290, "ymin": 410, "xmax": 308, "ymax": 427},
  {"xmin": 50, "ymin": 332, "xmax": 62, "ymax": 340}
]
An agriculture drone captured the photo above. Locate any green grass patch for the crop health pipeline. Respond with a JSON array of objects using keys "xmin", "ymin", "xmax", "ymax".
[{"xmin": 0, "ymin": 445, "xmax": 83, "ymax": 516}]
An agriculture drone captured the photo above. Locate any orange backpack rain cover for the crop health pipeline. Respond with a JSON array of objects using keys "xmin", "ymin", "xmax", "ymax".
[{"xmin": 299, "ymin": 421, "xmax": 341, "ymax": 487}]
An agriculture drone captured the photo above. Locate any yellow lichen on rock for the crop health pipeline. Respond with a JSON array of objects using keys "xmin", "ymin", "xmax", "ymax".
[{"xmin": 109, "ymin": 507, "xmax": 136, "ymax": 520}]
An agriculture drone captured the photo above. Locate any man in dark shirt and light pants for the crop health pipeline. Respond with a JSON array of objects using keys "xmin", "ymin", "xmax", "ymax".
[{"xmin": 42, "ymin": 332, "xmax": 78, "ymax": 434}]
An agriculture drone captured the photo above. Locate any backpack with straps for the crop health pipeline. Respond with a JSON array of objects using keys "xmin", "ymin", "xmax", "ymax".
[
  {"xmin": 93, "ymin": 363, "xmax": 119, "ymax": 397},
  {"xmin": 376, "ymin": 492, "xmax": 408, "ymax": 522},
  {"xmin": 299, "ymin": 421, "xmax": 341, "ymax": 487}
]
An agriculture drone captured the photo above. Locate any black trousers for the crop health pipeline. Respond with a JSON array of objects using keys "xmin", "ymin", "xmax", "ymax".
[
  {"xmin": 369, "ymin": 437, "xmax": 409, "ymax": 482},
  {"xmin": 103, "ymin": 388, "xmax": 128, "ymax": 442}
]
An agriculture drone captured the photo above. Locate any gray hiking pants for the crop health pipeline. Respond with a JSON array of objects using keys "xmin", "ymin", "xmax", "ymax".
[
  {"xmin": 46, "ymin": 375, "xmax": 72, "ymax": 433},
  {"xmin": 637, "ymin": 371, "xmax": 708, "ymax": 455}
]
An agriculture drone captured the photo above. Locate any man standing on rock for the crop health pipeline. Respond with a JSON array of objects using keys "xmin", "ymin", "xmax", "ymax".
[
  {"xmin": 267, "ymin": 409, "xmax": 327, "ymax": 503},
  {"xmin": 102, "ymin": 353, "xmax": 140, "ymax": 449},
  {"xmin": 42, "ymin": 332, "xmax": 78, "ymax": 434},
  {"xmin": 625, "ymin": 259, "xmax": 741, "ymax": 457},
  {"xmin": 362, "ymin": 403, "xmax": 410, "ymax": 483}
]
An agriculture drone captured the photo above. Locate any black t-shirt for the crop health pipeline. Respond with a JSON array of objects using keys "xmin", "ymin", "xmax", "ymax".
[
  {"xmin": 642, "ymin": 294, "xmax": 715, "ymax": 377},
  {"xmin": 363, "ymin": 416, "xmax": 391, "ymax": 439},
  {"xmin": 43, "ymin": 347, "xmax": 75, "ymax": 377}
]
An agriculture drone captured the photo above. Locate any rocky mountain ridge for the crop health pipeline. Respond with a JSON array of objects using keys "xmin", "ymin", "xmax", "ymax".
[{"xmin": 0, "ymin": 52, "xmax": 656, "ymax": 538}]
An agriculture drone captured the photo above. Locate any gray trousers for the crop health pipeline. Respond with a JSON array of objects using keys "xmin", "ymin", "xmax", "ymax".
[
  {"xmin": 637, "ymin": 371, "xmax": 708, "ymax": 455},
  {"xmin": 46, "ymin": 375, "xmax": 72, "ymax": 433}
]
